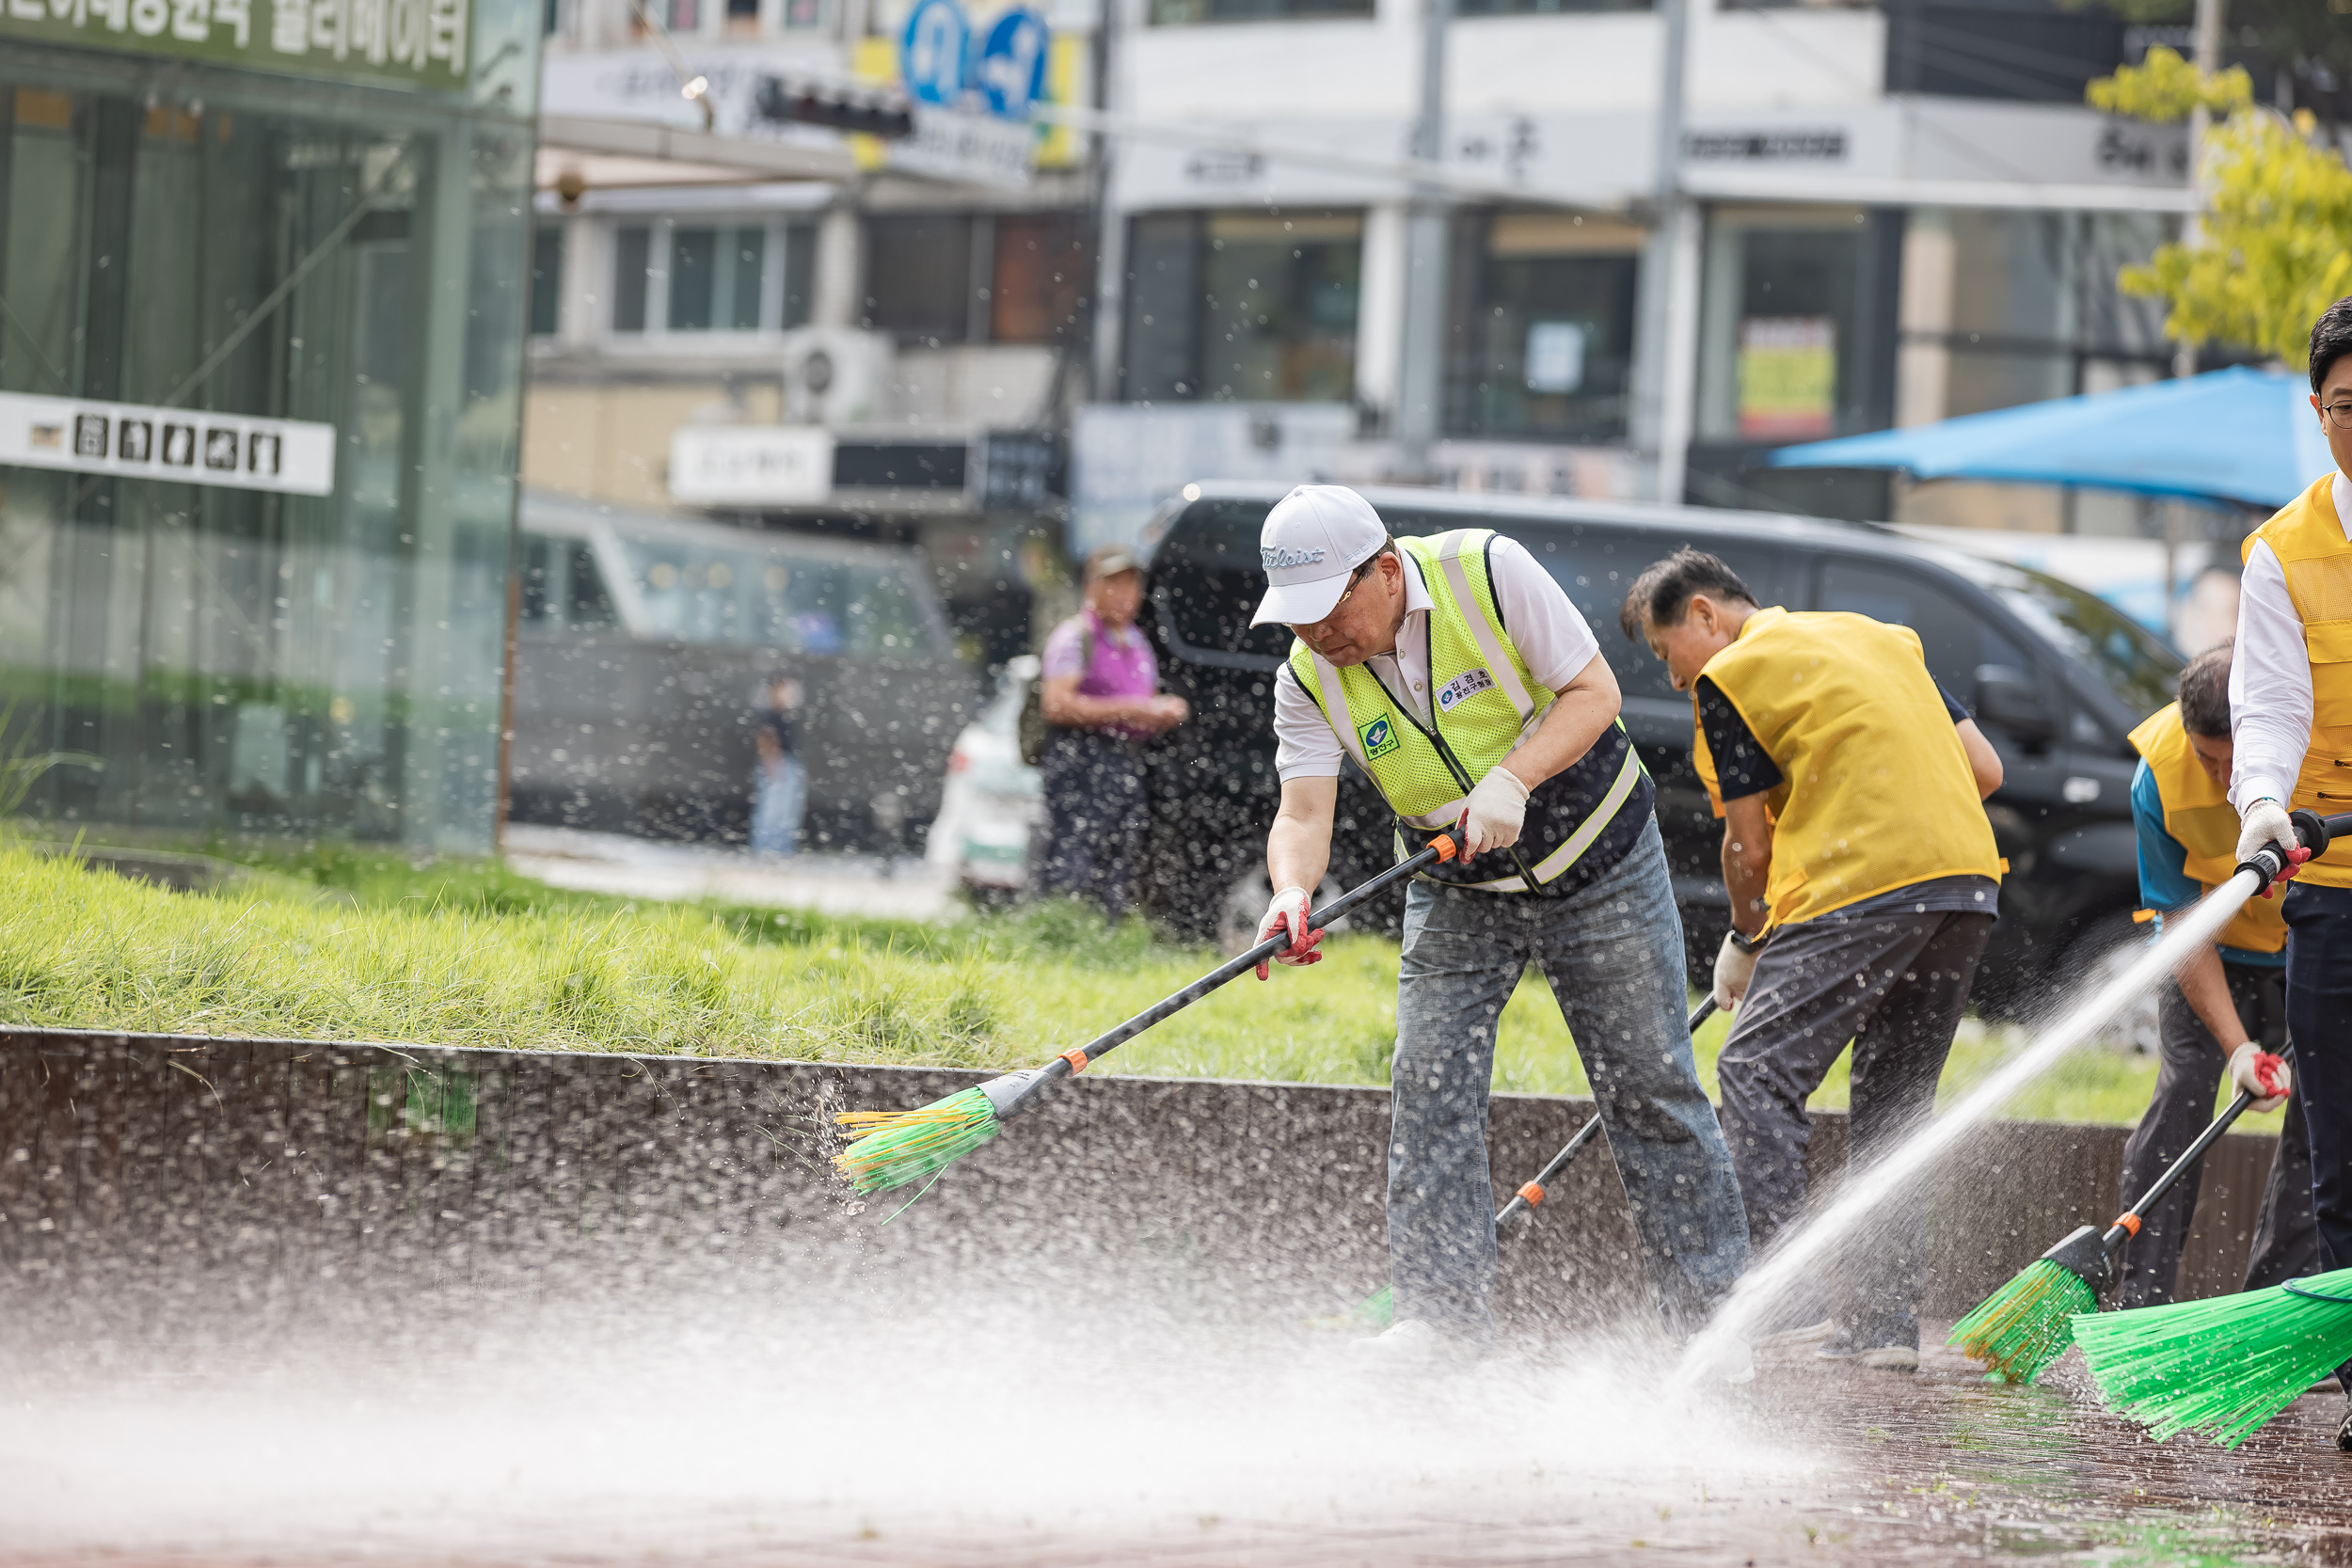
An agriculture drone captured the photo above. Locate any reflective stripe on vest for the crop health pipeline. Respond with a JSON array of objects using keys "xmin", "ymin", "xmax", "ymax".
[
  {"xmin": 1698, "ymin": 606, "xmax": 2003, "ymax": 927},
  {"xmin": 2127, "ymin": 702, "xmax": 2287, "ymax": 955},
  {"xmin": 1287, "ymin": 530, "xmax": 1645, "ymax": 892},
  {"xmin": 2243, "ymin": 473, "xmax": 2352, "ymax": 888}
]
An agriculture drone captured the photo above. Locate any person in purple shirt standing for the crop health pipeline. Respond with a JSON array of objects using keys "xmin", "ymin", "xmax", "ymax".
[{"xmin": 1035, "ymin": 544, "xmax": 1189, "ymax": 915}]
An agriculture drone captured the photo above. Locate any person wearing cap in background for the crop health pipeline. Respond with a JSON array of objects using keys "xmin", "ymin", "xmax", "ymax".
[
  {"xmin": 1250, "ymin": 484, "xmax": 1748, "ymax": 1364},
  {"xmin": 2117, "ymin": 641, "xmax": 2310, "ymax": 1313},
  {"xmin": 1620, "ymin": 547, "xmax": 2005, "ymax": 1373},
  {"xmin": 2223, "ymin": 295, "xmax": 2352, "ymax": 1452},
  {"xmin": 1034, "ymin": 544, "xmax": 1190, "ymax": 918}
]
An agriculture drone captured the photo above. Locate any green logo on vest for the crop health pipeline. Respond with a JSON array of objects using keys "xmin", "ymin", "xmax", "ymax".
[{"xmin": 1359, "ymin": 715, "xmax": 1400, "ymax": 760}]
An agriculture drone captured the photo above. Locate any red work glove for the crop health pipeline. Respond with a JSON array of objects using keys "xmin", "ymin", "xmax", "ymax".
[
  {"xmin": 2228, "ymin": 1042, "xmax": 2292, "ymax": 1112},
  {"xmin": 1253, "ymin": 885, "xmax": 1324, "ymax": 981},
  {"xmin": 2260, "ymin": 847, "xmax": 2313, "ymax": 898}
]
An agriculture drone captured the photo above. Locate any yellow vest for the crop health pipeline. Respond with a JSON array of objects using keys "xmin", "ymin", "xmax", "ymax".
[
  {"xmin": 2241, "ymin": 473, "xmax": 2352, "ymax": 887},
  {"xmin": 2127, "ymin": 703, "xmax": 2288, "ymax": 955},
  {"xmin": 1696, "ymin": 606, "xmax": 2003, "ymax": 928}
]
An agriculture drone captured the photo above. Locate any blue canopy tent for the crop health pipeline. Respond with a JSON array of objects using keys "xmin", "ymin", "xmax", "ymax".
[{"xmin": 1765, "ymin": 366, "xmax": 2333, "ymax": 511}]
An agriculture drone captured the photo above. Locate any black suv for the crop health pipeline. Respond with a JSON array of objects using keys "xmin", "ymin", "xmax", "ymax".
[{"xmin": 1131, "ymin": 483, "xmax": 2184, "ymax": 1017}]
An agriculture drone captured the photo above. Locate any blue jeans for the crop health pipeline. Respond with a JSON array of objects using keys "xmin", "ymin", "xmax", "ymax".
[
  {"xmin": 751, "ymin": 757, "xmax": 805, "ymax": 856},
  {"xmin": 1388, "ymin": 816, "xmax": 1749, "ymax": 1338}
]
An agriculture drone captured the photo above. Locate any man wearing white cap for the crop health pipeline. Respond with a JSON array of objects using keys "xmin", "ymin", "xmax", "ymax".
[{"xmin": 1251, "ymin": 484, "xmax": 1748, "ymax": 1356}]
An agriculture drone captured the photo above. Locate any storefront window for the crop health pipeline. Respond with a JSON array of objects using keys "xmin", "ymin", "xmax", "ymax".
[
  {"xmin": 1694, "ymin": 209, "xmax": 1895, "ymax": 447},
  {"xmin": 1148, "ymin": 0, "xmax": 1372, "ymax": 23},
  {"xmin": 1444, "ymin": 210, "xmax": 1641, "ymax": 444},
  {"xmin": 0, "ymin": 8, "xmax": 540, "ymax": 851},
  {"xmin": 1120, "ymin": 209, "xmax": 1360, "ymax": 404}
]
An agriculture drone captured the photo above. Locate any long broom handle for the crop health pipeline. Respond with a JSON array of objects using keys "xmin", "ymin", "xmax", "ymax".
[
  {"xmin": 2103, "ymin": 1041, "xmax": 2295, "ymax": 1250},
  {"xmin": 992, "ymin": 836, "xmax": 1458, "ymax": 1120},
  {"xmin": 1493, "ymin": 998, "xmax": 1718, "ymax": 1232}
]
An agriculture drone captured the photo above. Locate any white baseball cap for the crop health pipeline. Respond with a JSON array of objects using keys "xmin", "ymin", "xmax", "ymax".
[{"xmin": 1250, "ymin": 484, "xmax": 1389, "ymax": 626}]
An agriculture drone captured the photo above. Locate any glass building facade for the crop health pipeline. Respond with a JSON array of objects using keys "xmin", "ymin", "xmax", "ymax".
[{"xmin": 0, "ymin": 0, "xmax": 540, "ymax": 850}]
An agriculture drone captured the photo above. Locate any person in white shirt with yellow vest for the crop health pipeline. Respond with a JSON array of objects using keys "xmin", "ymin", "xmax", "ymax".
[
  {"xmin": 2118, "ymin": 642, "xmax": 2311, "ymax": 1311},
  {"xmin": 1622, "ymin": 547, "xmax": 2004, "ymax": 1371},
  {"xmin": 2224, "ymin": 295, "xmax": 2352, "ymax": 1453},
  {"xmin": 1249, "ymin": 485, "xmax": 1749, "ymax": 1361}
]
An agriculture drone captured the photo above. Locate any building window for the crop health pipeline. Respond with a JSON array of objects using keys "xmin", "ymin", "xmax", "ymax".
[
  {"xmin": 1148, "ymin": 0, "xmax": 1371, "ymax": 23},
  {"xmin": 611, "ymin": 217, "xmax": 809, "ymax": 336},
  {"xmin": 862, "ymin": 212, "xmax": 1094, "ymax": 346},
  {"xmin": 668, "ymin": 0, "xmax": 700, "ymax": 30},
  {"xmin": 612, "ymin": 224, "xmax": 652, "ymax": 332},
  {"xmin": 669, "ymin": 225, "xmax": 766, "ymax": 331},
  {"xmin": 724, "ymin": 0, "xmax": 756, "ymax": 30},
  {"xmin": 991, "ymin": 214, "xmax": 1090, "ymax": 345},
  {"xmin": 530, "ymin": 223, "xmax": 564, "ymax": 338},
  {"xmin": 1455, "ymin": 0, "xmax": 1647, "ymax": 10},
  {"xmin": 1694, "ymin": 211, "xmax": 1882, "ymax": 445},
  {"xmin": 1121, "ymin": 210, "xmax": 1360, "ymax": 404},
  {"xmin": 1444, "ymin": 210, "xmax": 1641, "ymax": 443},
  {"xmin": 864, "ymin": 214, "xmax": 977, "ymax": 342}
]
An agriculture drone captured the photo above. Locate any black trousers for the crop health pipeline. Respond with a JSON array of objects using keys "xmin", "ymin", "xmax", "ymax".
[
  {"xmin": 1034, "ymin": 728, "xmax": 1149, "ymax": 918},
  {"xmin": 1716, "ymin": 905, "xmax": 1994, "ymax": 1345},
  {"xmin": 2114, "ymin": 962, "xmax": 2315, "ymax": 1308},
  {"xmin": 2282, "ymin": 882, "xmax": 2352, "ymax": 1279}
]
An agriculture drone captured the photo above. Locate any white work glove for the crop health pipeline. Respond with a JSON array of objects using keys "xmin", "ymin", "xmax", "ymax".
[
  {"xmin": 2227, "ymin": 1042, "xmax": 2292, "ymax": 1113},
  {"xmin": 2234, "ymin": 799, "xmax": 2302, "ymax": 896},
  {"xmin": 1459, "ymin": 764, "xmax": 1531, "ymax": 862},
  {"xmin": 1712, "ymin": 931, "xmax": 1759, "ymax": 1011},
  {"xmin": 1253, "ymin": 885, "xmax": 1324, "ymax": 981}
]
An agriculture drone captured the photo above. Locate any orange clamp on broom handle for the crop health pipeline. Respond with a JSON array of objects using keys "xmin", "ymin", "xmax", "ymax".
[
  {"xmin": 1060, "ymin": 1049, "xmax": 1089, "ymax": 1075},
  {"xmin": 1517, "ymin": 1181, "xmax": 1545, "ymax": 1207}
]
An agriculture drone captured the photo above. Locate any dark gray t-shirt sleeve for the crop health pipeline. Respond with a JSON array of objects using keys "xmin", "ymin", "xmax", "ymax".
[{"xmin": 1699, "ymin": 678, "xmax": 1971, "ymax": 803}]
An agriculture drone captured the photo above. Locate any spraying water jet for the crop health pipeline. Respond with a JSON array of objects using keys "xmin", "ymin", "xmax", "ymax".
[{"xmin": 1673, "ymin": 811, "xmax": 2338, "ymax": 1388}]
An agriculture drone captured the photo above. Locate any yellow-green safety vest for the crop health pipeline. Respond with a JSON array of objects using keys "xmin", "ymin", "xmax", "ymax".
[{"xmin": 1286, "ymin": 530, "xmax": 1652, "ymax": 894}]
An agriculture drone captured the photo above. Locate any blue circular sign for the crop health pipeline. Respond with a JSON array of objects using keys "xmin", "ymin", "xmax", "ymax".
[
  {"xmin": 977, "ymin": 7, "xmax": 1050, "ymax": 120},
  {"xmin": 900, "ymin": 0, "xmax": 971, "ymax": 107}
]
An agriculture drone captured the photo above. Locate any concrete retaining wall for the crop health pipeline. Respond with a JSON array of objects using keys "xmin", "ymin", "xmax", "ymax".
[{"xmin": 0, "ymin": 1028, "xmax": 2282, "ymax": 1333}]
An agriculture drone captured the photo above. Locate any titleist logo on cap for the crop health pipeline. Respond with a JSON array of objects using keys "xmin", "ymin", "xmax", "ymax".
[{"xmin": 1263, "ymin": 545, "xmax": 1328, "ymax": 570}]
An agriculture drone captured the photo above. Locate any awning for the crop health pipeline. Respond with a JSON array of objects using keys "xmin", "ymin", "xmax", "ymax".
[
  {"xmin": 535, "ymin": 114, "xmax": 856, "ymax": 194},
  {"xmin": 1767, "ymin": 366, "xmax": 2335, "ymax": 511}
]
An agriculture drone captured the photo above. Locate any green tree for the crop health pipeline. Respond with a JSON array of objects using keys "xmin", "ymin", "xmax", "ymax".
[
  {"xmin": 2090, "ymin": 50, "xmax": 2352, "ymax": 368},
  {"xmin": 2080, "ymin": 0, "xmax": 2352, "ymax": 135}
]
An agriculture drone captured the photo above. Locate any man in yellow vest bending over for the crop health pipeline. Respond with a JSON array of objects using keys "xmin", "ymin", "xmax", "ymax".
[
  {"xmin": 2119, "ymin": 641, "xmax": 2310, "ymax": 1310},
  {"xmin": 1622, "ymin": 548, "xmax": 2004, "ymax": 1371},
  {"xmin": 1250, "ymin": 485, "xmax": 1749, "ymax": 1362},
  {"xmin": 2226, "ymin": 295, "xmax": 2352, "ymax": 1452}
]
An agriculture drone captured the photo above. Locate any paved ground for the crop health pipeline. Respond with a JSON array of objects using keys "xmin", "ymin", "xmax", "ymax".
[
  {"xmin": 501, "ymin": 823, "xmax": 959, "ymax": 921},
  {"xmin": 5, "ymin": 1328, "xmax": 2347, "ymax": 1567}
]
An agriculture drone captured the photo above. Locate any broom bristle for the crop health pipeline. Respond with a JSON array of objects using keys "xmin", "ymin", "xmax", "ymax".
[
  {"xmin": 2072, "ymin": 1266, "xmax": 2352, "ymax": 1448},
  {"xmin": 1947, "ymin": 1259, "xmax": 2097, "ymax": 1384},
  {"xmin": 833, "ymin": 1085, "xmax": 1001, "ymax": 1195}
]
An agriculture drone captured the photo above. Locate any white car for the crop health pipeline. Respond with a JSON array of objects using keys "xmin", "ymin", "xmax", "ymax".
[{"xmin": 928, "ymin": 656, "xmax": 1043, "ymax": 900}]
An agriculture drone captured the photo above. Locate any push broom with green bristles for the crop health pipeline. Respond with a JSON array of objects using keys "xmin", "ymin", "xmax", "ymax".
[
  {"xmin": 1947, "ymin": 1044, "xmax": 2294, "ymax": 1385},
  {"xmin": 833, "ymin": 833, "xmax": 1460, "ymax": 1196},
  {"xmin": 2071, "ymin": 1268, "xmax": 2352, "ymax": 1448},
  {"xmin": 1343, "ymin": 997, "xmax": 1720, "ymax": 1329}
]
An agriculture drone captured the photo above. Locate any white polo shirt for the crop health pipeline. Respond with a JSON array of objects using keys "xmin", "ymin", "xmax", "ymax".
[
  {"xmin": 2229, "ymin": 469, "xmax": 2352, "ymax": 811},
  {"xmin": 1272, "ymin": 535, "xmax": 1602, "ymax": 781}
]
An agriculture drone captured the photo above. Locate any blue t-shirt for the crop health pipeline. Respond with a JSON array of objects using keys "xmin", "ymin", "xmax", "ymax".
[{"xmin": 2131, "ymin": 760, "xmax": 2284, "ymax": 969}]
